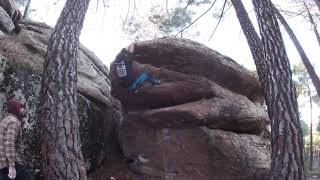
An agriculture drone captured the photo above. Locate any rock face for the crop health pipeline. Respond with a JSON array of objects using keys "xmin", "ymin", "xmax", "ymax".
[
  {"xmin": 106, "ymin": 37, "xmax": 271, "ymax": 180},
  {"xmin": 120, "ymin": 121, "xmax": 270, "ymax": 180},
  {"xmin": 0, "ymin": 6, "xmax": 14, "ymax": 33},
  {"xmin": 0, "ymin": 0, "xmax": 21, "ymax": 24},
  {"xmin": 0, "ymin": 20, "xmax": 121, "ymax": 177}
]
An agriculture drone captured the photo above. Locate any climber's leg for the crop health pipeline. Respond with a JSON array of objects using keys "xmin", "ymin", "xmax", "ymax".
[
  {"xmin": 128, "ymin": 73, "xmax": 148, "ymax": 91},
  {"xmin": 145, "ymin": 74, "xmax": 161, "ymax": 85},
  {"xmin": 129, "ymin": 73, "xmax": 161, "ymax": 91}
]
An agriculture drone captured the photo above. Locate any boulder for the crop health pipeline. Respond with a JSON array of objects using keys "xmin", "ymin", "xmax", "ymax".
[
  {"xmin": 118, "ymin": 119, "xmax": 270, "ymax": 180},
  {"xmin": 132, "ymin": 38, "xmax": 263, "ymax": 102},
  {"xmin": 110, "ymin": 37, "xmax": 269, "ymax": 135},
  {"xmin": 0, "ymin": 0, "xmax": 21, "ymax": 24},
  {"xmin": 0, "ymin": 6, "xmax": 14, "ymax": 33},
  {"xmin": 0, "ymin": 21, "xmax": 113, "ymax": 105},
  {"xmin": 128, "ymin": 95, "xmax": 267, "ymax": 134},
  {"xmin": 0, "ymin": 20, "xmax": 121, "ymax": 176},
  {"xmin": 107, "ymin": 37, "xmax": 271, "ymax": 180}
]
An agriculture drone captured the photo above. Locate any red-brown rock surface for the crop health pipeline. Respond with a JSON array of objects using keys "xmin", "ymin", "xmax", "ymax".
[
  {"xmin": 90, "ymin": 126, "xmax": 270, "ymax": 180},
  {"xmin": 93, "ymin": 37, "xmax": 271, "ymax": 180},
  {"xmin": 110, "ymin": 37, "xmax": 269, "ymax": 134},
  {"xmin": 119, "ymin": 120, "xmax": 270, "ymax": 180}
]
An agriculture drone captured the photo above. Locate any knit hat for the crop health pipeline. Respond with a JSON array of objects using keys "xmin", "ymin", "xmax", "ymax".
[{"xmin": 7, "ymin": 99, "xmax": 23, "ymax": 118}]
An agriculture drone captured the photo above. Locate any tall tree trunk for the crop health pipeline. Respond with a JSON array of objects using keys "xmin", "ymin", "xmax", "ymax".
[
  {"xmin": 252, "ymin": 0, "xmax": 306, "ymax": 179},
  {"xmin": 272, "ymin": 4, "xmax": 320, "ymax": 98},
  {"xmin": 307, "ymin": 81, "xmax": 313, "ymax": 171},
  {"xmin": 304, "ymin": 1, "xmax": 320, "ymax": 47},
  {"xmin": 230, "ymin": 0, "xmax": 268, "ymax": 92},
  {"xmin": 314, "ymin": 0, "xmax": 320, "ymax": 15},
  {"xmin": 38, "ymin": 0, "xmax": 90, "ymax": 179},
  {"xmin": 22, "ymin": 0, "xmax": 31, "ymax": 19}
]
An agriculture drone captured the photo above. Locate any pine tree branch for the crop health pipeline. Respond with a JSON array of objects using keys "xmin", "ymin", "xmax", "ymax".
[
  {"xmin": 131, "ymin": 0, "xmax": 136, "ymax": 22},
  {"xmin": 208, "ymin": 0, "xmax": 229, "ymax": 40},
  {"xmin": 303, "ymin": 0, "xmax": 320, "ymax": 47},
  {"xmin": 273, "ymin": 3, "xmax": 320, "ymax": 97},
  {"xmin": 123, "ymin": 0, "xmax": 131, "ymax": 29},
  {"xmin": 175, "ymin": 0, "xmax": 218, "ymax": 37},
  {"xmin": 22, "ymin": 0, "xmax": 31, "ymax": 19},
  {"xmin": 166, "ymin": 0, "xmax": 170, "ymax": 20},
  {"xmin": 184, "ymin": 0, "xmax": 195, "ymax": 10}
]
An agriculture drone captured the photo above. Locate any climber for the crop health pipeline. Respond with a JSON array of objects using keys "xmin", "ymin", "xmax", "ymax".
[
  {"xmin": 113, "ymin": 43, "xmax": 161, "ymax": 92},
  {"xmin": 0, "ymin": 99, "xmax": 34, "ymax": 180}
]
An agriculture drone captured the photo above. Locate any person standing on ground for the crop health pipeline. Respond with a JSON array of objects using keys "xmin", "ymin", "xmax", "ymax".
[{"xmin": 0, "ymin": 99, "xmax": 34, "ymax": 180}]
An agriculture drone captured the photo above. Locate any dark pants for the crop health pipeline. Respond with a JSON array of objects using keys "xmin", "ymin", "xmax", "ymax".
[{"xmin": 0, "ymin": 163, "xmax": 34, "ymax": 180}]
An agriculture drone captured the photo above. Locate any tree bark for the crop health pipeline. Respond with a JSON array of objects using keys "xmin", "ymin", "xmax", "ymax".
[
  {"xmin": 22, "ymin": 0, "xmax": 31, "ymax": 19},
  {"xmin": 38, "ymin": 0, "xmax": 90, "ymax": 179},
  {"xmin": 230, "ymin": 0, "xmax": 267, "ymax": 93},
  {"xmin": 304, "ymin": 1, "xmax": 320, "ymax": 48},
  {"xmin": 307, "ymin": 81, "xmax": 313, "ymax": 171},
  {"xmin": 272, "ymin": 4, "xmax": 320, "ymax": 98},
  {"xmin": 314, "ymin": 0, "xmax": 320, "ymax": 16},
  {"xmin": 252, "ymin": 0, "xmax": 306, "ymax": 179}
]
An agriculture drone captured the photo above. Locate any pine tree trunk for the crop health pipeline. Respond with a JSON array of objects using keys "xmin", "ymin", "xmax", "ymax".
[
  {"xmin": 304, "ymin": 1, "xmax": 320, "ymax": 48},
  {"xmin": 38, "ymin": 0, "xmax": 90, "ymax": 179},
  {"xmin": 272, "ymin": 4, "xmax": 320, "ymax": 98},
  {"xmin": 315, "ymin": 0, "xmax": 320, "ymax": 15},
  {"xmin": 22, "ymin": 0, "xmax": 31, "ymax": 19},
  {"xmin": 252, "ymin": 0, "xmax": 306, "ymax": 179},
  {"xmin": 230, "ymin": 0, "xmax": 268, "ymax": 92},
  {"xmin": 308, "ymin": 82, "xmax": 313, "ymax": 171}
]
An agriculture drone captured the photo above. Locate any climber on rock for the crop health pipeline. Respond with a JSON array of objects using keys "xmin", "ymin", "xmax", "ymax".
[
  {"xmin": 0, "ymin": 99, "xmax": 34, "ymax": 180},
  {"xmin": 113, "ymin": 43, "xmax": 161, "ymax": 92}
]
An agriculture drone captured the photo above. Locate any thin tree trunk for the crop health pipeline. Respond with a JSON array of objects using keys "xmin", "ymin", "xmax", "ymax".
[
  {"xmin": 230, "ymin": 0, "xmax": 267, "ymax": 92},
  {"xmin": 272, "ymin": 4, "xmax": 320, "ymax": 99},
  {"xmin": 314, "ymin": 0, "xmax": 320, "ymax": 15},
  {"xmin": 304, "ymin": 1, "xmax": 320, "ymax": 47},
  {"xmin": 252, "ymin": 0, "xmax": 306, "ymax": 179},
  {"xmin": 39, "ymin": 0, "xmax": 90, "ymax": 179},
  {"xmin": 22, "ymin": 0, "xmax": 31, "ymax": 19},
  {"xmin": 307, "ymin": 81, "xmax": 313, "ymax": 171}
]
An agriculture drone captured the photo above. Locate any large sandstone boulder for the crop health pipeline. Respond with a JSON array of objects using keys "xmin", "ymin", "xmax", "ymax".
[
  {"xmin": 0, "ymin": 20, "xmax": 121, "ymax": 177},
  {"xmin": 90, "ymin": 126, "xmax": 270, "ymax": 180},
  {"xmin": 132, "ymin": 38, "xmax": 263, "ymax": 102},
  {"xmin": 106, "ymin": 37, "xmax": 271, "ymax": 180},
  {"xmin": 127, "ymin": 83, "xmax": 266, "ymax": 134},
  {"xmin": 119, "ymin": 120, "xmax": 270, "ymax": 180},
  {"xmin": 110, "ymin": 38, "xmax": 269, "ymax": 135}
]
